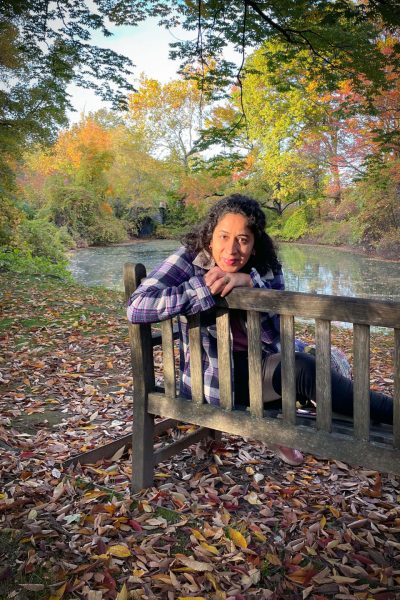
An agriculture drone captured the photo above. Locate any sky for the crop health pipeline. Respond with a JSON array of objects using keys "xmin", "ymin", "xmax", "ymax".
[{"xmin": 67, "ymin": 17, "xmax": 196, "ymax": 122}]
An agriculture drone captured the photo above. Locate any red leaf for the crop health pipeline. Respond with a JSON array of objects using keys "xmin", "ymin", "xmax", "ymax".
[{"xmin": 129, "ymin": 519, "xmax": 143, "ymax": 532}]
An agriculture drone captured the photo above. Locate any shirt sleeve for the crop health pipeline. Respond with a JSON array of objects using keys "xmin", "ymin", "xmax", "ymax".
[
  {"xmin": 250, "ymin": 266, "xmax": 285, "ymax": 291},
  {"xmin": 127, "ymin": 247, "xmax": 216, "ymax": 323}
]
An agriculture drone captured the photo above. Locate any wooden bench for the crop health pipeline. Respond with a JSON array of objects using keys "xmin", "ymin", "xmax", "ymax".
[
  {"xmin": 123, "ymin": 262, "xmax": 400, "ymax": 492},
  {"xmin": 64, "ymin": 262, "xmax": 400, "ymax": 489}
]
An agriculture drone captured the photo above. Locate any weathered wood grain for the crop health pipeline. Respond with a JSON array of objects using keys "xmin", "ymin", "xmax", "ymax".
[
  {"xmin": 216, "ymin": 289, "xmax": 400, "ymax": 328},
  {"xmin": 188, "ymin": 314, "xmax": 203, "ymax": 405},
  {"xmin": 247, "ymin": 311, "xmax": 263, "ymax": 418},
  {"xmin": 216, "ymin": 309, "xmax": 232, "ymax": 410},
  {"xmin": 124, "ymin": 262, "xmax": 156, "ymax": 492},
  {"xmin": 315, "ymin": 319, "xmax": 332, "ymax": 432},
  {"xmin": 148, "ymin": 393, "xmax": 400, "ymax": 475},
  {"xmin": 280, "ymin": 314, "xmax": 296, "ymax": 425},
  {"xmin": 63, "ymin": 419, "xmax": 178, "ymax": 467},
  {"xmin": 161, "ymin": 319, "xmax": 176, "ymax": 398},
  {"xmin": 122, "ymin": 263, "xmax": 399, "ymax": 490},
  {"xmin": 353, "ymin": 324, "xmax": 370, "ymax": 441}
]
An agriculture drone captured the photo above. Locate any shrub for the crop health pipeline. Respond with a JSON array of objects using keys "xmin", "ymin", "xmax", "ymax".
[
  {"xmin": 0, "ymin": 196, "xmax": 23, "ymax": 246},
  {"xmin": 280, "ymin": 208, "xmax": 309, "ymax": 241},
  {"xmin": 375, "ymin": 228, "xmax": 400, "ymax": 260},
  {"xmin": 46, "ymin": 182, "xmax": 128, "ymax": 245},
  {"xmin": 0, "ymin": 248, "xmax": 72, "ymax": 279},
  {"xmin": 18, "ymin": 219, "xmax": 71, "ymax": 262},
  {"xmin": 85, "ymin": 216, "xmax": 127, "ymax": 245}
]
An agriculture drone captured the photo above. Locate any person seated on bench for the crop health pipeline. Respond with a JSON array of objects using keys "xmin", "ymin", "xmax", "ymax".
[{"xmin": 127, "ymin": 194, "xmax": 393, "ymax": 466}]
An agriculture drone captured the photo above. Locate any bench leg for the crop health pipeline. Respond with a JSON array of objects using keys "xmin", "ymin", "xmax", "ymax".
[
  {"xmin": 132, "ymin": 407, "xmax": 155, "ymax": 493},
  {"xmin": 208, "ymin": 429, "xmax": 222, "ymax": 442}
]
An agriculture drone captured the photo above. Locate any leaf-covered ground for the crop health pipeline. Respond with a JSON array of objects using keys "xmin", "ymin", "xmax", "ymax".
[{"xmin": 1, "ymin": 272, "xmax": 399, "ymax": 600}]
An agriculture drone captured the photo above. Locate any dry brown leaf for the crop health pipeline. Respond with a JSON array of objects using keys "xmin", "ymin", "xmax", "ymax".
[{"xmin": 175, "ymin": 555, "xmax": 213, "ymax": 572}]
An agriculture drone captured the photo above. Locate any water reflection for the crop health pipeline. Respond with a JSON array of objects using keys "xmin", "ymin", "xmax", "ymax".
[
  {"xmin": 279, "ymin": 243, "xmax": 400, "ymax": 301},
  {"xmin": 68, "ymin": 240, "xmax": 178, "ymax": 290},
  {"xmin": 69, "ymin": 240, "xmax": 400, "ymax": 301}
]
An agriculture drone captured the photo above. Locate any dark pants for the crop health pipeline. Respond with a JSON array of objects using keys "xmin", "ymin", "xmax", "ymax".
[{"xmin": 233, "ymin": 351, "xmax": 393, "ymax": 424}]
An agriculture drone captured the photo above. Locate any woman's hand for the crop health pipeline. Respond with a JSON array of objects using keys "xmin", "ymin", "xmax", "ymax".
[{"xmin": 204, "ymin": 266, "xmax": 252, "ymax": 297}]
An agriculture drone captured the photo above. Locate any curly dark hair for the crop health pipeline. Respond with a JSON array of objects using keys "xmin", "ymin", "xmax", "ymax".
[{"xmin": 182, "ymin": 194, "xmax": 280, "ymax": 275}]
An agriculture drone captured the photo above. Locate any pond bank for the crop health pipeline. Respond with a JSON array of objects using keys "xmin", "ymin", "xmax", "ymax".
[{"xmin": 285, "ymin": 236, "xmax": 400, "ymax": 264}]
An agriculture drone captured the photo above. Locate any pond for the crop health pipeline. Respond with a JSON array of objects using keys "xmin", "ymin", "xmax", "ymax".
[{"xmin": 68, "ymin": 239, "xmax": 400, "ymax": 302}]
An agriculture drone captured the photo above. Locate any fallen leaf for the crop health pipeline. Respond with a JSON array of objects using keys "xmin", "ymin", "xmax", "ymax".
[
  {"xmin": 48, "ymin": 582, "xmax": 67, "ymax": 600},
  {"xmin": 228, "ymin": 527, "xmax": 248, "ymax": 549},
  {"xmin": 175, "ymin": 555, "xmax": 213, "ymax": 572},
  {"xmin": 107, "ymin": 545, "xmax": 131, "ymax": 558},
  {"xmin": 115, "ymin": 583, "xmax": 128, "ymax": 600}
]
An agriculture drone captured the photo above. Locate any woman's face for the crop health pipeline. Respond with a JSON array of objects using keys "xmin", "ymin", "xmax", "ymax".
[{"xmin": 209, "ymin": 212, "xmax": 255, "ymax": 272}]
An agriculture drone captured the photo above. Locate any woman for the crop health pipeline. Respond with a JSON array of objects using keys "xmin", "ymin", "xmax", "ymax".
[{"xmin": 127, "ymin": 194, "xmax": 393, "ymax": 465}]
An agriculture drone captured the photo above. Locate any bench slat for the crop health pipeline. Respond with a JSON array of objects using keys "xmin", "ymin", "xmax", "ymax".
[
  {"xmin": 281, "ymin": 314, "xmax": 296, "ymax": 425},
  {"xmin": 148, "ymin": 392, "xmax": 400, "ymax": 475},
  {"xmin": 353, "ymin": 324, "xmax": 370, "ymax": 441},
  {"xmin": 218, "ymin": 289, "xmax": 400, "ymax": 328},
  {"xmin": 316, "ymin": 319, "xmax": 332, "ymax": 432},
  {"xmin": 154, "ymin": 427, "xmax": 211, "ymax": 465},
  {"xmin": 248, "ymin": 311, "xmax": 263, "ymax": 418},
  {"xmin": 394, "ymin": 328, "xmax": 400, "ymax": 449},
  {"xmin": 216, "ymin": 309, "xmax": 233, "ymax": 411},
  {"xmin": 161, "ymin": 319, "xmax": 176, "ymax": 398},
  {"xmin": 188, "ymin": 314, "xmax": 203, "ymax": 404}
]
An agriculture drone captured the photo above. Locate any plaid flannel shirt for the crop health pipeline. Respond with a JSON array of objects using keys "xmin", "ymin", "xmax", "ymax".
[{"xmin": 127, "ymin": 246, "xmax": 284, "ymax": 405}]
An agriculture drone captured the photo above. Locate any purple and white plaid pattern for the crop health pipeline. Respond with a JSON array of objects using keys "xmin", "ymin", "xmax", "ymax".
[{"xmin": 127, "ymin": 246, "xmax": 284, "ymax": 405}]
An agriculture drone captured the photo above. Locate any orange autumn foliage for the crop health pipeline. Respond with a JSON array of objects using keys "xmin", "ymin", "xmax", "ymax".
[{"xmin": 51, "ymin": 117, "xmax": 113, "ymax": 177}]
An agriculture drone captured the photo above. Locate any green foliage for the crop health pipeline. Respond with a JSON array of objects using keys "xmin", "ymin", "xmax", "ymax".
[
  {"xmin": 157, "ymin": 194, "xmax": 207, "ymax": 238},
  {"xmin": 45, "ymin": 182, "xmax": 126, "ymax": 245},
  {"xmin": 375, "ymin": 227, "xmax": 400, "ymax": 261},
  {"xmin": 123, "ymin": 0, "xmax": 400, "ymax": 98},
  {"xmin": 310, "ymin": 221, "xmax": 353, "ymax": 246},
  {"xmin": 349, "ymin": 161, "xmax": 400, "ymax": 256},
  {"xmin": 0, "ymin": 1, "xmax": 134, "ymax": 196},
  {"xmin": 166, "ymin": 198, "xmax": 203, "ymax": 227},
  {"xmin": 85, "ymin": 215, "xmax": 127, "ymax": 245},
  {"xmin": 0, "ymin": 196, "xmax": 23, "ymax": 245},
  {"xmin": 280, "ymin": 208, "xmax": 309, "ymax": 241},
  {"xmin": 17, "ymin": 219, "xmax": 72, "ymax": 262},
  {"xmin": 105, "ymin": 121, "xmax": 168, "ymax": 208},
  {"xmin": 0, "ymin": 248, "xmax": 72, "ymax": 279}
]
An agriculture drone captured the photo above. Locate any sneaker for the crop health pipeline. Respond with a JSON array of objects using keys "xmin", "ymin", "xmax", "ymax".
[{"xmin": 274, "ymin": 445, "xmax": 304, "ymax": 466}]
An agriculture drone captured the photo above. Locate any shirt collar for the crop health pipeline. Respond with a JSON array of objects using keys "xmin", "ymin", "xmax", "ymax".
[{"xmin": 192, "ymin": 249, "xmax": 215, "ymax": 270}]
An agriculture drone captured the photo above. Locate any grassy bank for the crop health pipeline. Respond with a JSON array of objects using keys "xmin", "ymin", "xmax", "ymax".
[{"xmin": 0, "ymin": 273, "xmax": 399, "ymax": 600}]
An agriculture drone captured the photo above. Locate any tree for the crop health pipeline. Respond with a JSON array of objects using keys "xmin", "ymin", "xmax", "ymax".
[
  {"xmin": 127, "ymin": 75, "xmax": 231, "ymax": 207},
  {"xmin": 237, "ymin": 42, "xmax": 328, "ymax": 211},
  {"xmin": 128, "ymin": 75, "xmax": 208, "ymax": 170},
  {"xmin": 19, "ymin": 116, "xmax": 127, "ymax": 245},
  {"xmin": 0, "ymin": 0, "xmax": 134, "ymax": 189},
  {"xmin": 105, "ymin": 120, "xmax": 172, "ymax": 207},
  {"xmin": 105, "ymin": 0, "xmax": 400, "ymax": 96}
]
